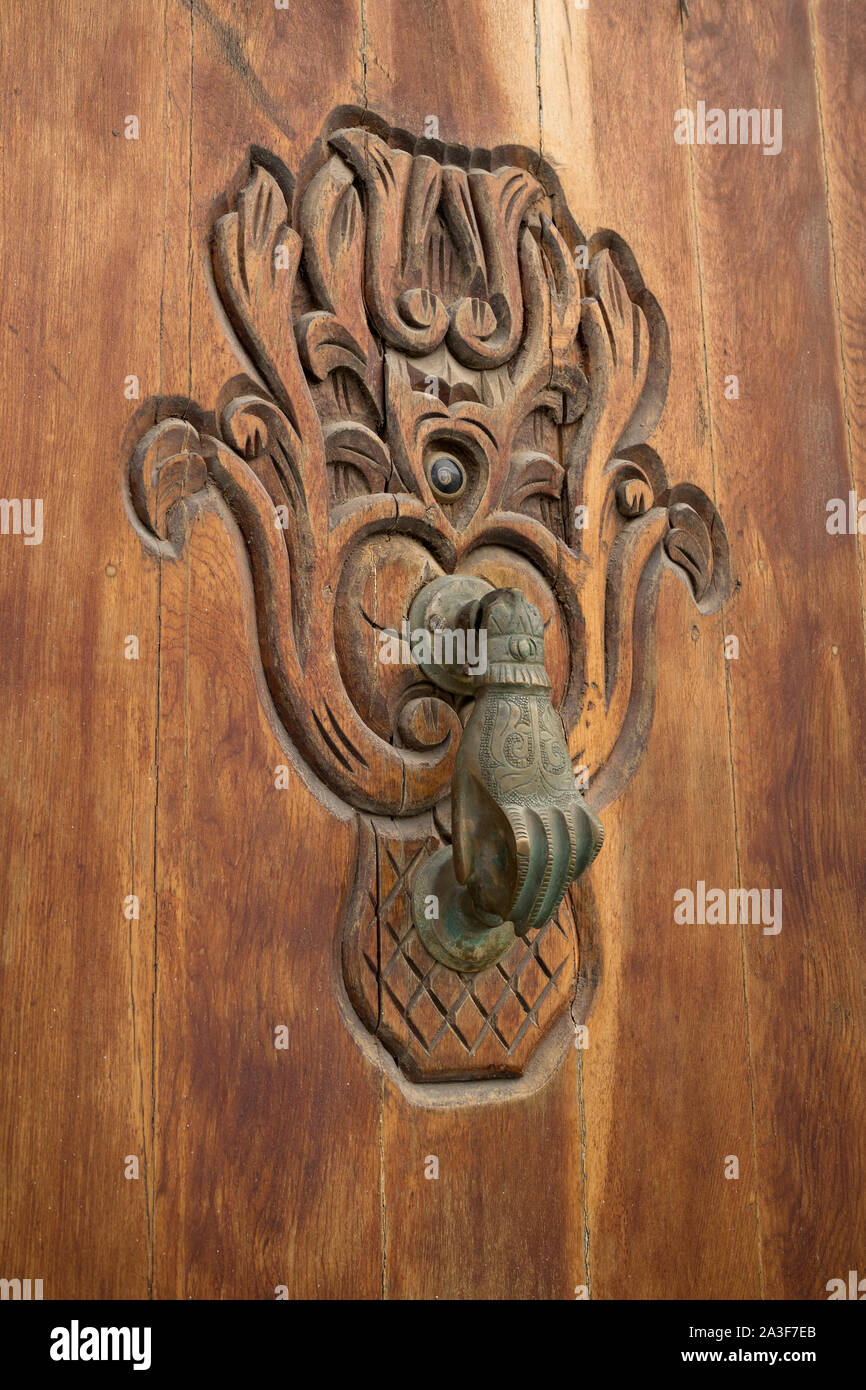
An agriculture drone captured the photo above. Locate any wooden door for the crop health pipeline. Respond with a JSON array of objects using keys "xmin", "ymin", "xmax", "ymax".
[{"xmin": 1, "ymin": 0, "xmax": 864, "ymax": 1303}]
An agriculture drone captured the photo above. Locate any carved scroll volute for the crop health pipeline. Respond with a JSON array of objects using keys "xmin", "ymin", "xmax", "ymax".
[
  {"xmin": 329, "ymin": 129, "xmax": 450, "ymax": 353},
  {"xmin": 563, "ymin": 240, "xmax": 727, "ymax": 803},
  {"xmin": 446, "ymin": 167, "xmax": 542, "ymax": 368}
]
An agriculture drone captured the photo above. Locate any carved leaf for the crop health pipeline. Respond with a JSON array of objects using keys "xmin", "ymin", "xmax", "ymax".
[
  {"xmin": 213, "ymin": 164, "xmax": 305, "ymax": 424},
  {"xmin": 329, "ymin": 129, "xmax": 449, "ymax": 353},
  {"xmin": 447, "ymin": 167, "xmax": 544, "ymax": 368},
  {"xmin": 295, "ymin": 154, "xmax": 382, "ymax": 416},
  {"xmin": 580, "ymin": 248, "xmax": 651, "ymax": 466},
  {"xmin": 509, "ymin": 224, "xmax": 553, "ymax": 403},
  {"xmin": 128, "ymin": 418, "xmax": 208, "ymax": 549},
  {"xmin": 538, "ymin": 213, "xmax": 587, "ymax": 422},
  {"xmin": 439, "ymin": 166, "xmax": 488, "ymax": 300},
  {"xmin": 323, "ymin": 421, "xmax": 392, "ymax": 501},
  {"xmin": 664, "ymin": 501, "xmax": 713, "ymax": 602}
]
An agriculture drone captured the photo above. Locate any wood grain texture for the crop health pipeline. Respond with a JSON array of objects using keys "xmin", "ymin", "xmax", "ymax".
[
  {"xmin": 1, "ymin": 0, "xmax": 863, "ymax": 1303},
  {"xmin": 382, "ymin": 1072, "xmax": 584, "ymax": 1300},
  {"xmin": 538, "ymin": 0, "xmax": 760, "ymax": 1300},
  {"xmin": 364, "ymin": 0, "xmax": 589, "ymax": 1299},
  {"xmin": 810, "ymin": 0, "xmax": 866, "ymax": 589},
  {"xmin": 149, "ymin": 0, "xmax": 384, "ymax": 1298},
  {"xmin": 0, "ymin": 0, "xmax": 162, "ymax": 1296},
  {"xmin": 681, "ymin": 0, "xmax": 866, "ymax": 1297},
  {"xmin": 152, "ymin": 502, "xmax": 381, "ymax": 1297}
]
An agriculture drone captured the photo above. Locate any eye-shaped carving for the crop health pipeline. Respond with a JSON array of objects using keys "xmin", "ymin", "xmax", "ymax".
[{"xmin": 419, "ymin": 434, "xmax": 485, "ymax": 521}]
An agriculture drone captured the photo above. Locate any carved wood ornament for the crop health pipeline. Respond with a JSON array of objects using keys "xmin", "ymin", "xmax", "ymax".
[{"xmin": 126, "ymin": 110, "xmax": 728, "ymax": 1093}]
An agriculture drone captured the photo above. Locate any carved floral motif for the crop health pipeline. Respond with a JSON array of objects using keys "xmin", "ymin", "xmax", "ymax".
[{"xmin": 126, "ymin": 111, "xmax": 729, "ymax": 1086}]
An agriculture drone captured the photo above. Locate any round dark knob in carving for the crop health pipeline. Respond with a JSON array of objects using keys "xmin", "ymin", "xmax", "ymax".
[{"xmin": 428, "ymin": 454, "xmax": 466, "ymax": 500}]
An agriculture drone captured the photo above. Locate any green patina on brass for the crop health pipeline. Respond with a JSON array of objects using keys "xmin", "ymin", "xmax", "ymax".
[{"xmin": 410, "ymin": 579, "xmax": 604, "ymax": 973}]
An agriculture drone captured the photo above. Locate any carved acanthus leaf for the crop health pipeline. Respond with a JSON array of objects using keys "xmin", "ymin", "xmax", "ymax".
[
  {"xmin": 295, "ymin": 155, "xmax": 382, "ymax": 416},
  {"xmin": 212, "ymin": 167, "xmax": 297, "ymax": 409},
  {"xmin": 128, "ymin": 418, "xmax": 208, "ymax": 551}
]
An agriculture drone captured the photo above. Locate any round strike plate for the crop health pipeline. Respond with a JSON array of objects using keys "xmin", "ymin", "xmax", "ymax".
[
  {"xmin": 407, "ymin": 574, "xmax": 493, "ymax": 695},
  {"xmin": 412, "ymin": 847, "xmax": 516, "ymax": 973}
]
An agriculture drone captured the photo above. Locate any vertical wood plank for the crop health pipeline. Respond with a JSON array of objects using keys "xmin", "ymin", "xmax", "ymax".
[
  {"xmin": 151, "ymin": 0, "xmax": 384, "ymax": 1298},
  {"xmin": 0, "ymin": 0, "xmax": 165, "ymax": 1296},
  {"xmin": 810, "ymin": 0, "xmax": 866, "ymax": 588},
  {"xmin": 682, "ymin": 0, "xmax": 866, "ymax": 1297},
  {"xmin": 153, "ymin": 506, "xmax": 382, "ymax": 1297},
  {"xmin": 365, "ymin": 0, "xmax": 587, "ymax": 1300},
  {"xmin": 537, "ymin": 0, "xmax": 760, "ymax": 1300}
]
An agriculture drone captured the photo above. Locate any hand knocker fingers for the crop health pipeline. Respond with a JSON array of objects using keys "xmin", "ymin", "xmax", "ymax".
[{"xmin": 499, "ymin": 804, "xmax": 571, "ymax": 936}]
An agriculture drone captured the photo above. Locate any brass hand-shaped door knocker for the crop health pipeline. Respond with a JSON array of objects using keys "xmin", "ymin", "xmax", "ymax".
[
  {"xmin": 409, "ymin": 577, "xmax": 603, "ymax": 972},
  {"xmin": 126, "ymin": 109, "xmax": 729, "ymax": 1087}
]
